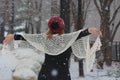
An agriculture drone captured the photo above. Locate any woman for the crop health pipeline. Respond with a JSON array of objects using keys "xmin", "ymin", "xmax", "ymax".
[{"xmin": 3, "ymin": 16, "xmax": 101, "ymax": 80}]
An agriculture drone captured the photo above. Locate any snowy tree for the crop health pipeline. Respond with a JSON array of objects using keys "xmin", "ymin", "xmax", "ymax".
[
  {"xmin": 16, "ymin": 0, "xmax": 43, "ymax": 33},
  {"xmin": 60, "ymin": 0, "xmax": 70, "ymax": 33},
  {"xmin": 0, "ymin": 0, "xmax": 14, "ymax": 42},
  {"xmin": 51, "ymin": 0, "xmax": 60, "ymax": 16},
  {"xmin": 0, "ymin": 20, "xmax": 4, "ymax": 43},
  {"xmin": 0, "ymin": 0, "xmax": 5, "ymax": 43},
  {"xmin": 9, "ymin": 0, "xmax": 15, "ymax": 34},
  {"xmin": 94, "ymin": 0, "xmax": 120, "ymax": 66},
  {"xmin": 20, "ymin": 0, "xmax": 34, "ymax": 33},
  {"xmin": 2, "ymin": 0, "xmax": 10, "ymax": 34},
  {"xmin": 70, "ymin": 0, "xmax": 91, "ymax": 77},
  {"xmin": 2, "ymin": 0, "xmax": 15, "ymax": 34},
  {"xmin": 34, "ymin": 0, "xmax": 42, "ymax": 33}
]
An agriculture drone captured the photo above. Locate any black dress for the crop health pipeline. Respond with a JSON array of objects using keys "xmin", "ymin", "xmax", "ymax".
[{"xmin": 14, "ymin": 29, "xmax": 90, "ymax": 80}]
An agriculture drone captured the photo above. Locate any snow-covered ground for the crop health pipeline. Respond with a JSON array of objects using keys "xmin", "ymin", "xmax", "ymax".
[
  {"xmin": 70, "ymin": 58, "xmax": 120, "ymax": 80},
  {"xmin": 0, "ymin": 44, "xmax": 120, "ymax": 80}
]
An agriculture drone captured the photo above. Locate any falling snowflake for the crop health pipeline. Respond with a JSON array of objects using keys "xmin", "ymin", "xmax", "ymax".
[
  {"xmin": 51, "ymin": 69, "xmax": 58, "ymax": 77},
  {"xmin": 63, "ymin": 63, "xmax": 66, "ymax": 65}
]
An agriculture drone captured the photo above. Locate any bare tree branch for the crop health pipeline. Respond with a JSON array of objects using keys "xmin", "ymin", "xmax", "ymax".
[
  {"xmin": 82, "ymin": 0, "xmax": 85, "ymax": 21},
  {"xmin": 39, "ymin": 0, "xmax": 43, "ymax": 12},
  {"xmin": 108, "ymin": 0, "xmax": 113, "ymax": 8},
  {"xmin": 103, "ymin": 0, "xmax": 109, "ymax": 9},
  {"xmin": 111, "ymin": 20, "xmax": 120, "ymax": 41},
  {"xmin": 70, "ymin": 0, "xmax": 77, "ymax": 31},
  {"xmin": 84, "ymin": 0, "xmax": 91, "ymax": 21},
  {"xmin": 99, "ymin": 0, "xmax": 103, "ymax": 8},
  {"xmin": 94, "ymin": 0, "xmax": 102, "ymax": 17},
  {"xmin": 103, "ymin": 0, "xmax": 113, "ymax": 8},
  {"xmin": 109, "ymin": 5, "xmax": 120, "ymax": 24},
  {"xmin": 82, "ymin": 0, "xmax": 85, "ymax": 10}
]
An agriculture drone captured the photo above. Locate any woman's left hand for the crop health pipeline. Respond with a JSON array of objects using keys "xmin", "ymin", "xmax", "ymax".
[{"xmin": 88, "ymin": 27, "xmax": 102, "ymax": 36}]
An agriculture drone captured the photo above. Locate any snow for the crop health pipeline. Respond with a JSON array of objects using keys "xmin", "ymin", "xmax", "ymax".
[
  {"xmin": 70, "ymin": 58, "xmax": 120, "ymax": 80},
  {"xmin": 51, "ymin": 69, "xmax": 58, "ymax": 77},
  {"xmin": 0, "ymin": 44, "xmax": 120, "ymax": 80},
  {"xmin": 0, "ymin": 53, "xmax": 14, "ymax": 80}
]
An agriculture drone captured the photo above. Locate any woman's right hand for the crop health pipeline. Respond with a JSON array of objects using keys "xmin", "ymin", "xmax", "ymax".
[{"xmin": 3, "ymin": 34, "xmax": 14, "ymax": 45}]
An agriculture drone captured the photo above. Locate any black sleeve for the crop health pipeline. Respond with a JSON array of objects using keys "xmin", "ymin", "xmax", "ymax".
[
  {"xmin": 76, "ymin": 28, "xmax": 91, "ymax": 40},
  {"xmin": 14, "ymin": 34, "xmax": 26, "ymax": 41}
]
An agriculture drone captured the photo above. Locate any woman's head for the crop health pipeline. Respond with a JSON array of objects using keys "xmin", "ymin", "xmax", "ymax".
[
  {"xmin": 47, "ymin": 16, "xmax": 65, "ymax": 39},
  {"xmin": 48, "ymin": 16, "xmax": 65, "ymax": 33}
]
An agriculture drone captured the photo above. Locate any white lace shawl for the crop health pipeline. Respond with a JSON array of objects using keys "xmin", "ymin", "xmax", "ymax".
[
  {"xmin": 21, "ymin": 29, "xmax": 84, "ymax": 56},
  {"xmin": 85, "ymin": 36, "xmax": 102, "ymax": 74},
  {"xmin": 21, "ymin": 29, "xmax": 101, "ymax": 57}
]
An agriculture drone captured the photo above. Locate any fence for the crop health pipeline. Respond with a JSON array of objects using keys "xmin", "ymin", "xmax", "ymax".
[{"xmin": 112, "ymin": 41, "xmax": 120, "ymax": 61}]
